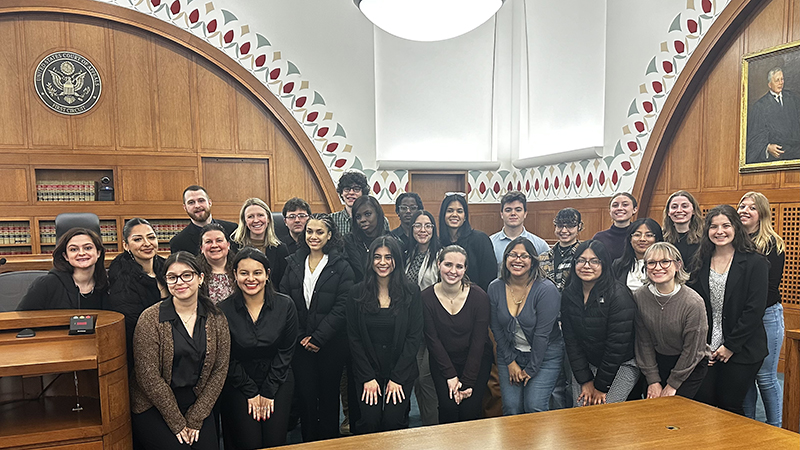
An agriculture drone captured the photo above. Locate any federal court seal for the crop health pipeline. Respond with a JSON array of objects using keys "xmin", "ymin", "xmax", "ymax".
[{"xmin": 34, "ymin": 51, "xmax": 102, "ymax": 115}]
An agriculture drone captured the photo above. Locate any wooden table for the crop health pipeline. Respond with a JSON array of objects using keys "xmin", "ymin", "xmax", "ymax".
[
  {"xmin": 284, "ymin": 397, "xmax": 799, "ymax": 449},
  {"xmin": 784, "ymin": 329, "xmax": 800, "ymax": 432}
]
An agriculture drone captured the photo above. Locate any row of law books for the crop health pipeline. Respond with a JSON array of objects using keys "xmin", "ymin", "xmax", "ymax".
[
  {"xmin": 148, "ymin": 220, "xmax": 189, "ymax": 242},
  {"xmin": 0, "ymin": 222, "xmax": 31, "ymax": 245},
  {"xmin": 37, "ymin": 181, "xmax": 96, "ymax": 202}
]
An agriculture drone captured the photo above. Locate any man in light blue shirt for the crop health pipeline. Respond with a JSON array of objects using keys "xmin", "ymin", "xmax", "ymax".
[{"xmin": 489, "ymin": 191, "xmax": 550, "ymax": 266}]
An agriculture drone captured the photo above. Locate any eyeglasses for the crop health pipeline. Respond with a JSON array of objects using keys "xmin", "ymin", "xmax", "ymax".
[
  {"xmin": 166, "ymin": 271, "xmax": 197, "ymax": 285},
  {"xmin": 285, "ymin": 213, "xmax": 309, "ymax": 221},
  {"xmin": 646, "ymin": 259, "xmax": 675, "ymax": 269},
  {"xmin": 575, "ymin": 258, "xmax": 602, "ymax": 268},
  {"xmin": 444, "ymin": 192, "xmax": 467, "ymax": 198},
  {"xmin": 398, "ymin": 206, "xmax": 419, "ymax": 213},
  {"xmin": 342, "ymin": 186, "xmax": 363, "ymax": 194},
  {"xmin": 554, "ymin": 223, "xmax": 578, "ymax": 230},
  {"xmin": 412, "ymin": 223, "xmax": 434, "ymax": 230},
  {"xmin": 508, "ymin": 252, "xmax": 532, "ymax": 261},
  {"xmin": 631, "ymin": 232, "xmax": 656, "ymax": 239}
]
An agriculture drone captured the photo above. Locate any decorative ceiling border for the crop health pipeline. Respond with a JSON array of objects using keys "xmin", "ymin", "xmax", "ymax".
[{"xmin": 101, "ymin": 0, "xmax": 728, "ymax": 204}]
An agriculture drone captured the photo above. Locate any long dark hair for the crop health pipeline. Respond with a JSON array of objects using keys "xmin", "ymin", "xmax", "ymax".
[
  {"xmin": 162, "ymin": 251, "xmax": 219, "ymax": 315},
  {"xmin": 299, "ymin": 213, "xmax": 344, "ymax": 254},
  {"xmin": 196, "ymin": 223, "xmax": 234, "ymax": 278},
  {"xmin": 53, "ymin": 227, "xmax": 108, "ymax": 290},
  {"xmin": 231, "ymin": 246, "xmax": 278, "ymax": 310},
  {"xmin": 563, "ymin": 240, "xmax": 616, "ymax": 302},
  {"xmin": 611, "ymin": 218, "xmax": 663, "ymax": 278},
  {"xmin": 407, "ymin": 210, "xmax": 441, "ymax": 273},
  {"xmin": 662, "ymin": 190, "xmax": 703, "ymax": 245},
  {"xmin": 350, "ymin": 196, "xmax": 387, "ymax": 245},
  {"xmin": 691, "ymin": 204, "xmax": 755, "ymax": 275},
  {"xmin": 500, "ymin": 236, "xmax": 545, "ymax": 284},
  {"xmin": 438, "ymin": 194, "xmax": 471, "ymax": 245},
  {"xmin": 355, "ymin": 235, "xmax": 416, "ymax": 315}
]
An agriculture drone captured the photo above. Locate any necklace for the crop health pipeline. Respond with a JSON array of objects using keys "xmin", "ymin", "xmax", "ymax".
[
  {"xmin": 655, "ymin": 296, "xmax": 673, "ymax": 311},
  {"xmin": 439, "ymin": 286, "xmax": 462, "ymax": 303},
  {"xmin": 180, "ymin": 311, "xmax": 196, "ymax": 326},
  {"xmin": 508, "ymin": 283, "xmax": 530, "ymax": 305}
]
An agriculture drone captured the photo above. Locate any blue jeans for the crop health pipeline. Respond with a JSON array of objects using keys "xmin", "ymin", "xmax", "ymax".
[
  {"xmin": 498, "ymin": 338, "xmax": 564, "ymax": 415},
  {"xmin": 743, "ymin": 302, "xmax": 784, "ymax": 426}
]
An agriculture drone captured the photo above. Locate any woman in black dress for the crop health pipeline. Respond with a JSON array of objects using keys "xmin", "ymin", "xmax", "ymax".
[
  {"xmin": 662, "ymin": 190, "xmax": 703, "ymax": 271},
  {"xmin": 231, "ymin": 197, "xmax": 289, "ymax": 287},
  {"xmin": 280, "ymin": 214, "xmax": 354, "ymax": 441},
  {"xmin": 438, "ymin": 193, "xmax": 496, "ymax": 291},
  {"xmin": 347, "ymin": 235, "xmax": 423, "ymax": 434},
  {"xmin": 218, "ymin": 247, "xmax": 299, "ymax": 448},
  {"xmin": 343, "ymin": 195, "xmax": 389, "ymax": 283}
]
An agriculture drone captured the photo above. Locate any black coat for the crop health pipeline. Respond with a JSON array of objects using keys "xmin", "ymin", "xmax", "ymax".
[
  {"xmin": 688, "ymin": 251, "xmax": 769, "ymax": 364},
  {"xmin": 343, "ymin": 233, "xmax": 371, "ymax": 283},
  {"xmin": 560, "ymin": 281, "xmax": 636, "ymax": 393},
  {"xmin": 346, "ymin": 282, "xmax": 423, "ymax": 386},
  {"xmin": 107, "ymin": 252, "xmax": 167, "ymax": 369},
  {"xmin": 169, "ymin": 218, "xmax": 238, "ymax": 255},
  {"xmin": 18, "ymin": 269, "xmax": 108, "ymax": 311},
  {"xmin": 279, "ymin": 249, "xmax": 354, "ymax": 347}
]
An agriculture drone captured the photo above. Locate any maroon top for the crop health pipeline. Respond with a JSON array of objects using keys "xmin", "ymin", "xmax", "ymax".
[{"xmin": 421, "ymin": 285, "xmax": 492, "ymax": 389}]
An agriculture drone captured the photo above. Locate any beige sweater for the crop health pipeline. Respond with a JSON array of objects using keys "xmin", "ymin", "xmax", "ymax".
[
  {"xmin": 633, "ymin": 285, "xmax": 709, "ymax": 389},
  {"xmin": 130, "ymin": 300, "xmax": 230, "ymax": 433}
]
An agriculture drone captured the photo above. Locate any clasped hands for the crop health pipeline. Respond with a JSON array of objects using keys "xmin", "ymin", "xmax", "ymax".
[
  {"xmin": 446, "ymin": 376, "xmax": 473, "ymax": 405},
  {"xmin": 708, "ymin": 345, "xmax": 733, "ymax": 366},
  {"xmin": 646, "ymin": 383, "xmax": 677, "ymax": 399},
  {"xmin": 247, "ymin": 395, "xmax": 275, "ymax": 421},
  {"xmin": 507, "ymin": 361, "xmax": 531, "ymax": 386},
  {"xmin": 176, "ymin": 427, "xmax": 200, "ymax": 445},
  {"xmin": 577, "ymin": 381, "xmax": 607, "ymax": 406},
  {"xmin": 362, "ymin": 379, "xmax": 406, "ymax": 406},
  {"xmin": 300, "ymin": 336, "xmax": 320, "ymax": 353}
]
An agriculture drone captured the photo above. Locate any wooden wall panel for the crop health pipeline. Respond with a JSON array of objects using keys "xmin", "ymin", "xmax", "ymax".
[
  {"xmin": 652, "ymin": 161, "xmax": 669, "ymax": 196},
  {"xmin": 666, "ymin": 98, "xmax": 702, "ymax": 192},
  {"xmin": 0, "ymin": 168, "xmax": 29, "ymax": 203},
  {"xmin": 0, "ymin": 19, "xmax": 25, "ymax": 148},
  {"xmin": 202, "ymin": 157, "xmax": 269, "ymax": 206},
  {"xmin": 700, "ymin": 34, "xmax": 742, "ymax": 189},
  {"xmin": 119, "ymin": 168, "xmax": 196, "ymax": 203},
  {"xmin": 196, "ymin": 61, "xmax": 234, "ymax": 153},
  {"xmin": 23, "ymin": 17, "xmax": 71, "ymax": 148},
  {"xmin": 408, "ymin": 172, "xmax": 467, "ymax": 221},
  {"xmin": 744, "ymin": 0, "xmax": 789, "ymax": 53},
  {"xmin": 112, "ymin": 27, "xmax": 154, "ymax": 150},
  {"xmin": 68, "ymin": 20, "xmax": 114, "ymax": 149},
  {"xmin": 272, "ymin": 129, "xmax": 307, "ymax": 207},
  {"xmin": 236, "ymin": 92, "xmax": 272, "ymax": 153},
  {"xmin": 154, "ymin": 41, "xmax": 193, "ymax": 151}
]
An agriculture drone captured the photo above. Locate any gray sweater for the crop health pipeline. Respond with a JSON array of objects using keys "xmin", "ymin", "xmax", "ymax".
[{"xmin": 633, "ymin": 284, "xmax": 709, "ymax": 389}]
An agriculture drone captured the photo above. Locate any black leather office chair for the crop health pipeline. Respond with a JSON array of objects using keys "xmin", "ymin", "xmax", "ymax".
[
  {"xmin": 0, "ymin": 270, "xmax": 48, "ymax": 312},
  {"xmin": 55, "ymin": 213, "xmax": 101, "ymax": 242},
  {"xmin": 272, "ymin": 212, "xmax": 290, "ymax": 243}
]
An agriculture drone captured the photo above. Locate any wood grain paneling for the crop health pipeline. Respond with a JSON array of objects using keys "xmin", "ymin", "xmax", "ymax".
[
  {"xmin": 408, "ymin": 172, "xmax": 467, "ymax": 220},
  {"xmin": 112, "ymin": 26, "xmax": 154, "ymax": 150},
  {"xmin": 667, "ymin": 98, "xmax": 702, "ymax": 191},
  {"xmin": 0, "ymin": 18, "xmax": 25, "ymax": 148},
  {"xmin": 744, "ymin": 0, "xmax": 788, "ymax": 53},
  {"xmin": 196, "ymin": 61, "xmax": 234, "ymax": 153},
  {"xmin": 68, "ymin": 19, "xmax": 114, "ymax": 149},
  {"xmin": 0, "ymin": 169, "xmax": 29, "ymax": 203},
  {"xmin": 202, "ymin": 157, "xmax": 269, "ymax": 206},
  {"xmin": 236, "ymin": 90, "xmax": 272, "ymax": 153},
  {"xmin": 273, "ymin": 129, "xmax": 307, "ymax": 205},
  {"xmin": 784, "ymin": 170, "xmax": 800, "ymax": 185},
  {"xmin": 154, "ymin": 41, "xmax": 193, "ymax": 151},
  {"xmin": 119, "ymin": 168, "xmax": 196, "ymax": 203},
  {"xmin": 24, "ymin": 16, "xmax": 71, "ymax": 148}
]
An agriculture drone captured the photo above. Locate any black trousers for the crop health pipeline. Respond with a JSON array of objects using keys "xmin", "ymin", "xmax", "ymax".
[
  {"xmin": 355, "ymin": 378, "xmax": 415, "ymax": 434},
  {"xmin": 293, "ymin": 337, "xmax": 347, "ymax": 442},
  {"xmin": 430, "ymin": 353, "xmax": 492, "ymax": 424},
  {"xmin": 655, "ymin": 353, "xmax": 708, "ymax": 399},
  {"xmin": 132, "ymin": 387, "xmax": 218, "ymax": 450},
  {"xmin": 220, "ymin": 370, "xmax": 295, "ymax": 450},
  {"xmin": 695, "ymin": 359, "xmax": 761, "ymax": 415}
]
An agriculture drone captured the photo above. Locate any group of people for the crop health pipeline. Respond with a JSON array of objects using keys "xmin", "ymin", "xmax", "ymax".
[{"xmin": 17, "ymin": 169, "xmax": 786, "ymax": 449}]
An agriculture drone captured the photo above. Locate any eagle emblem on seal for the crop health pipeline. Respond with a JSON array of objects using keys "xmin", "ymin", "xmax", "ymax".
[{"xmin": 34, "ymin": 51, "xmax": 101, "ymax": 115}]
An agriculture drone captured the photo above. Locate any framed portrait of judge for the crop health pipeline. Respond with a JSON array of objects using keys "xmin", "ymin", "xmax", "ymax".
[{"xmin": 739, "ymin": 40, "xmax": 800, "ymax": 173}]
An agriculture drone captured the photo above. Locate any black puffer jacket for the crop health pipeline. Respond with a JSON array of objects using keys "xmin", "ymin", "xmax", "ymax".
[
  {"xmin": 279, "ymin": 249, "xmax": 354, "ymax": 347},
  {"xmin": 107, "ymin": 252, "xmax": 166, "ymax": 369},
  {"xmin": 560, "ymin": 281, "xmax": 636, "ymax": 393}
]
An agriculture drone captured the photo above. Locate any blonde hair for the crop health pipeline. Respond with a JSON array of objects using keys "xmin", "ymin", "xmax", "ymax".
[
  {"xmin": 232, "ymin": 198, "xmax": 282, "ymax": 249},
  {"xmin": 738, "ymin": 192, "xmax": 784, "ymax": 255},
  {"xmin": 662, "ymin": 190, "xmax": 703, "ymax": 245},
  {"xmin": 643, "ymin": 242, "xmax": 690, "ymax": 285}
]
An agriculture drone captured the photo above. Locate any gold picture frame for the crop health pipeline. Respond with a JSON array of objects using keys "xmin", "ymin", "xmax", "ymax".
[{"xmin": 739, "ymin": 40, "xmax": 800, "ymax": 173}]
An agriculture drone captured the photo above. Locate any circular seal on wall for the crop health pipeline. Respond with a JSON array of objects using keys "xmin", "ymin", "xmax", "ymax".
[{"xmin": 34, "ymin": 51, "xmax": 102, "ymax": 115}]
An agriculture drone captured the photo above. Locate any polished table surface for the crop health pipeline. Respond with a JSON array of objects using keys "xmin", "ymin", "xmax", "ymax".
[{"xmin": 283, "ymin": 397, "xmax": 798, "ymax": 449}]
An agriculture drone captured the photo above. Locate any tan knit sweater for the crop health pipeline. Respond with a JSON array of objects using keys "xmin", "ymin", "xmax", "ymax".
[
  {"xmin": 130, "ymin": 301, "xmax": 230, "ymax": 433},
  {"xmin": 633, "ymin": 284, "xmax": 709, "ymax": 389}
]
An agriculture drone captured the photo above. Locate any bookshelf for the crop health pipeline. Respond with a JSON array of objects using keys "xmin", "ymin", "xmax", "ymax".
[{"xmin": 0, "ymin": 221, "xmax": 32, "ymax": 256}]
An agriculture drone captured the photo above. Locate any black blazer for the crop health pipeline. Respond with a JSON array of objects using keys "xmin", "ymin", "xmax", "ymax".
[
  {"xmin": 689, "ymin": 251, "xmax": 768, "ymax": 365},
  {"xmin": 346, "ymin": 283, "xmax": 423, "ymax": 386},
  {"xmin": 279, "ymin": 249, "xmax": 354, "ymax": 347}
]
